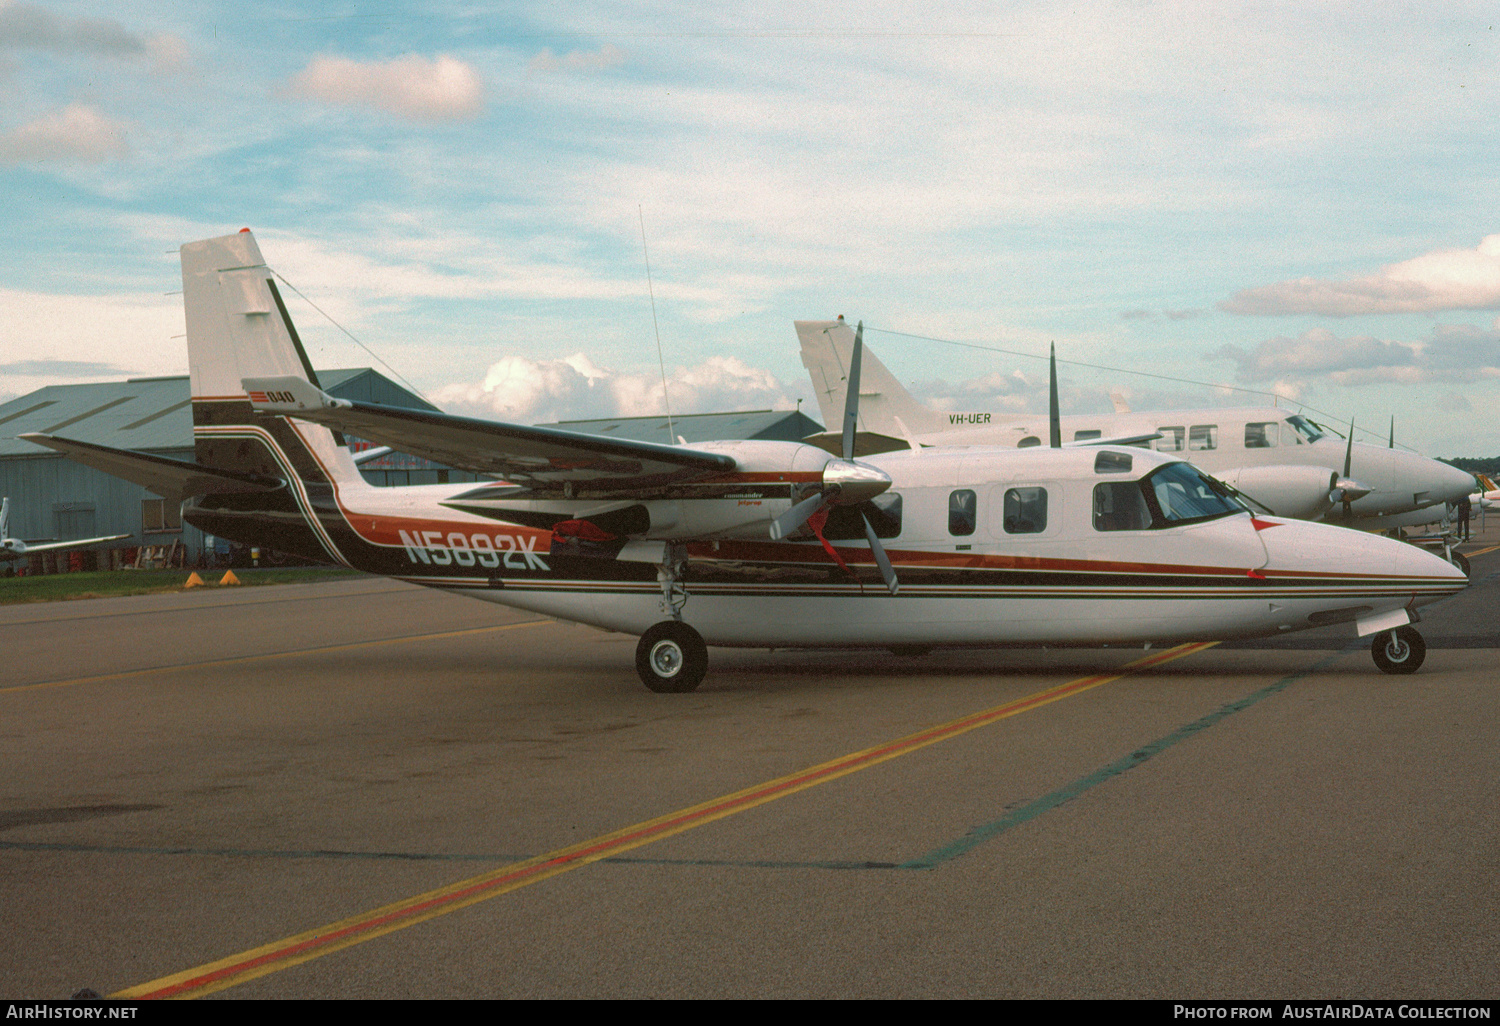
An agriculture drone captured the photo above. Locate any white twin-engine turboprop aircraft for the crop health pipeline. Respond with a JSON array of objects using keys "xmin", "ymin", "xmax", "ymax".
[
  {"xmin": 22, "ymin": 231, "xmax": 1467, "ymax": 691},
  {"xmin": 797, "ymin": 320, "xmax": 1477, "ymax": 530}
]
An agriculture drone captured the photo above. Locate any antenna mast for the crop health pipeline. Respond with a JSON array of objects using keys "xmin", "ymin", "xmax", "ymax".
[{"xmin": 639, "ymin": 206, "xmax": 675, "ymax": 440}]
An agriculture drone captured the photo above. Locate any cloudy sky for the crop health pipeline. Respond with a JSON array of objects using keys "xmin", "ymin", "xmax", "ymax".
[{"xmin": 3, "ymin": 1, "xmax": 1499, "ymax": 454}]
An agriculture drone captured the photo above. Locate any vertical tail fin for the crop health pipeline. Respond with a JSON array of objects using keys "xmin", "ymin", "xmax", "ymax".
[
  {"xmin": 182, "ymin": 230, "xmax": 361, "ymax": 489},
  {"xmin": 795, "ymin": 319, "xmax": 949, "ymax": 435}
]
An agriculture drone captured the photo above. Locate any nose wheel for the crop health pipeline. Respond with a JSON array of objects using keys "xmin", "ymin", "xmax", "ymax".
[
  {"xmin": 1371, "ymin": 625, "xmax": 1426, "ymax": 674},
  {"xmin": 636, "ymin": 621, "xmax": 708, "ymax": 693}
]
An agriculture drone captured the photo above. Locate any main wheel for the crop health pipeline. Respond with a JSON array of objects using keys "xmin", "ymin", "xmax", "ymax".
[
  {"xmin": 635, "ymin": 621, "xmax": 708, "ymax": 693},
  {"xmin": 1371, "ymin": 625, "xmax": 1425, "ymax": 675}
]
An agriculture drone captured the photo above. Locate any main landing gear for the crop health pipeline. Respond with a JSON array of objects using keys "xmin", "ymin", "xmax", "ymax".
[
  {"xmin": 636, "ymin": 621, "xmax": 708, "ymax": 693},
  {"xmin": 1371, "ymin": 625, "xmax": 1426, "ymax": 675}
]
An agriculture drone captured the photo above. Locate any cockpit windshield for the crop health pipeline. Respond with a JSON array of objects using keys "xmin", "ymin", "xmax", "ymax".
[
  {"xmin": 1285, "ymin": 415, "xmax": 1324, "ymax": 443},
  {"xmin": 1144, "ymin": 462, "xmax": 1247, "ymax": 525}
]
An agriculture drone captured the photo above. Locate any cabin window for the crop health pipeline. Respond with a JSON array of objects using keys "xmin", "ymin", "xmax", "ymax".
[
  {"xmin": 1094, "ymin": 451, "xmax": 1132, "ymax": 474},
  {"xmin": 1017, "ymin": 436, "xmax": 1041, "ymax": 448},
  {"xmin": 1003, "ymin": 488, "xmax": 1048, "ymax": 534},
  {"xmin": 948, "ymin": 490, "xmax": 977, "ymax": 536},
  {"xmin": 1155, "ymin": 426, "xmax": 1184, "ymax": 452},
  {"xmin": 822, "ymin": 493, "xmax": 902, "ymax": 540},
  {"xmin": 1188, "ymin": 424, "xmax": 1218, "ymax": 450},
  {"xmin": 1244, "ymin": 422, "xmax": 1278, "ymax": 448},
  {"xmin": 1093, "ymin": 482, "xmax": 1152, "ymax": 531},
  {"xmin": 142, "ymin": 498, "xmax": 181, "ymax": 533},
  {"xmin": 1073, "ymin": 429, "xmax": 1102, "ymax": 441}
]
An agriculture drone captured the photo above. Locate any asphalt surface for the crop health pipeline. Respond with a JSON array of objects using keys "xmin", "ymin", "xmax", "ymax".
[{"xmin": 1, "ymin": 522, "xmax": 1497, "ymax": 1000}]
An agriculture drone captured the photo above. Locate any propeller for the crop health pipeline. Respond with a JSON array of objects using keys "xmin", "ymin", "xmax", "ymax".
[
  {"xmin": 1048, "ymin": 343, "xmax": 1061, "ymax": 449},
  {"xmin": 1329, "ymin": 417, "xmax": 1370, "ymax": 516},
  {"xmin": 769, "ymin": 321, "xmax": 899, "ymax": 594}
]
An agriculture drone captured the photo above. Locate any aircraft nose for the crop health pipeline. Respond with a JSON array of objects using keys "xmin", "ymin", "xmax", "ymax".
[{"xmin": 1258, "ymin": 518, "xmax": 1466, "ymax": 585}]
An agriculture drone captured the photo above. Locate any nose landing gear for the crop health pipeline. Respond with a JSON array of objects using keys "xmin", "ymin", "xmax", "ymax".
[{"xmin": 1371, "ymin": 624, "xmax": 1426, "ymax": 674}]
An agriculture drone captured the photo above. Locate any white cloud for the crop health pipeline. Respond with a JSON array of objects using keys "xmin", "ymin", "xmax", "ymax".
[
  {"xmin": 284, "ymin": 54, "xmax": 484, "ymax": 121},
  {"xmin": 528, "ymin": 45, "xmax": 627, "ymax": 74},
  {"xmin": 433, "ymin": 352, "xmax": 795, "ymax": 423},
  {"xmin": 1210, "ymin": 325, "xmax": 1500, "ymax": 385},
  {"xmin": 0, "ymin": 288, "xmax": 184, "ymax": 395},
  {"xmin": 1220, "ymin": 236, "xmax": 1500, "ymax": 316},
  {"xmin": 0, "ymin": 104, "xmax": 128, "ymax": 163}
]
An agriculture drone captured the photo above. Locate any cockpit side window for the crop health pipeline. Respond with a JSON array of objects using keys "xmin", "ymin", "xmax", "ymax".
[
  {"xmin": 1093, "ymin": 481, "xmax": 1152, "ymax": 531},
  {"xmin": 1244, "ymin": 422, "xmax": 1278, "ymax": 448},
  {"xmin": 1155, "ymin": 426, "xmax": 1184, "ymax": 452},
  {"xmin": 1285, "ymin": 415, "xmax": 1323, "ymax": 443}
]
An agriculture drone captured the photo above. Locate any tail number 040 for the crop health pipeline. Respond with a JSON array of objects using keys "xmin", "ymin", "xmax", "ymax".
[{"xmin": 398, "ymin": 529, "xmax": 549, "ymax": 570}]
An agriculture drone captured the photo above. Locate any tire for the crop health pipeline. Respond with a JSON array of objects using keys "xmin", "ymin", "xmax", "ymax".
[
  {"xmin": 1371, "ymin": 625, "xmax": 1425, "ymax": 675},
  {"xmin": 1451, "ymin": 552, "xmax": 1471, "ymax": 577},
  {"xmin": 888, "ymin": 645, "xmax": 933, "ymax": 657},
  {"xmin": 635, "ymin": 621, "xmax": 708, "ymax": 693}
]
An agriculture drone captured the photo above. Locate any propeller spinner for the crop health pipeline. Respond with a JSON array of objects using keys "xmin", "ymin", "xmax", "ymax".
[{"xmin": 769, "ymin": 321, "xmax": 899, "ymax": 594}]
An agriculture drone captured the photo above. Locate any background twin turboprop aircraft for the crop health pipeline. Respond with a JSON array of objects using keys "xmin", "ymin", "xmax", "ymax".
[{"xmin": 796, "ymin": 319, "xmax": 1476, "ymax": 532}]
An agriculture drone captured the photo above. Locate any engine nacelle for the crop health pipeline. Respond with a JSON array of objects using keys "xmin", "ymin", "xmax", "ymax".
[
  {"xmin": 635, "ymin": 439, "xmax": 843, "ymax": 540},
  {"xmin": 1215, "ymin": 465, "xmax": 1339, "ymax": 520}
]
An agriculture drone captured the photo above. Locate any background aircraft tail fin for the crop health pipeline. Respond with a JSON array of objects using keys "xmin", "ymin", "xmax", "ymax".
[{"xmin": 795, "ymin": 319, "xmax": 950, "ymax": 435}]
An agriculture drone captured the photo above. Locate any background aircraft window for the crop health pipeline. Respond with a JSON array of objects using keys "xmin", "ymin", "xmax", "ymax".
[
  {"xmin": 1155, "ymin": 426, "xmax": 1184, "ymax": 452},
  {"xmin": 822, "ymin": 493, "xmax": 902, "ymax": 540},
  {"xmin": 1093, "ymin": 482, "xmax": 1151, "ymax": 531},
  {"xmin": 1073, "ymin": 429, "xmax": 1102, "ymax": 441},
  {"xmin": 1188, "ymin": 424, "xmax": 1218, "ymax": 450},
  {"xmin": 1244, "ymin": 422, "xmax": 1278, "ymax": 448},
  {"xmin": 1094, "ymin": 451, "xmax": 1132, "ymax": 473},
  {"xmin": 1017, "ymin": 436, "xmax": 1041, "ymax": 448},
  {"xmin": 1003, "ymin": 487, "xmax": 1048, "ymax": 534},
  {"xmin": 1286, "ymin": 415, "xmax": 1323, "ymax": 443},
  {"xmin": 948, "ymin": 489, "xmax": 977, "ymax": 536}
]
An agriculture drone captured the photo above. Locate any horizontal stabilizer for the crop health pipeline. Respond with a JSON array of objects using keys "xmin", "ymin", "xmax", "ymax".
[
  {"xmin": 19, "ymin": 433, "xmax": 284, "ymax": 502},
  {"xmin": 1065, "ymin": 431, "xmax": 1161, "ymax": 448},
  {"xmin": 242, "ymin": 376, "xmax": 738, "ymax": 495},
  {"xmin": 801, "ymin": 430, "xmax": 911, "ymax": 457}
]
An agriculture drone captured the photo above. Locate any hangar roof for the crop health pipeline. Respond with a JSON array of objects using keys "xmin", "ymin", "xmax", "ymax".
[
  {"xmin": 0, "ymin": 369, "xmax": 431, "ymax": 458},
  {"xmin": 538, "ymin": 409, "xmax": 824, "ymax": 445}
]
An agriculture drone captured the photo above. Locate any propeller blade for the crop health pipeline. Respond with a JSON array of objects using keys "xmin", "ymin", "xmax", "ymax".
[
  {"xmin": 1389, "ymin": 415, "xmax": 1395, "ymax": 449},
  {"xmin": 862, "ymin": 513, "xmax": 899, "ymax": 595},
  {"xmin": 769, "ymin": 490, "xmax": 829, "ymax": 541},
  {"xmin": 1343, "ymin": 418, "xmax": 1355, "ymax": 516},
  {"xmin": 842, "ymin": 321, "xmax": 864, "ymax": 462},
  {"xmin": 1048, "ymin": 343, "xmax": 1062, "ymax": 449}
]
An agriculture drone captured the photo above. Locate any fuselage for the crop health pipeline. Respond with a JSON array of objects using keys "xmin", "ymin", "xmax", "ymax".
[
  {"xmin": 184, "ymin": 435, "xmax": 1466, "ymax": 650},
  {"xmin": 900, "ymin": 408, "xmax": 1474, "ymax": 520}
]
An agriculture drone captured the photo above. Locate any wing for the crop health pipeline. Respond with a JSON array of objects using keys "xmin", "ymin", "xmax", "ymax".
[
  {"xmin": 242, "ymin": 376, "xmax": 737, "ymax": 495},
  {"xmin": 19, "ymin": 433, "xmax": 285, "ymax": 502},
  {"xmin": 2, "ymin": 533, "xmax": 134, "ymax": 560}
]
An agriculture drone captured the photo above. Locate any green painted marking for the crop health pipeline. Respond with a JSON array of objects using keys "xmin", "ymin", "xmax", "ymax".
[{"xmin": 901, "ymin": 646, "xmax": 1358, "ymax": 869}]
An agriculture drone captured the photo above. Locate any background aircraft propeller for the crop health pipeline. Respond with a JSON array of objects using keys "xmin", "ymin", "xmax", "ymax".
[
  {"xmin": 768, "ymin": 321, "xmax": 899, "ymax": 594},
  {"xmin": 1329, "ymin": 417, "xmax": 1371, "ymax": 516}
]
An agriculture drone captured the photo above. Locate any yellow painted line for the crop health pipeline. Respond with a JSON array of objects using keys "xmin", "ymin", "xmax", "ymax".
[
  {"xmin": 1461, "ymin": 543, "xmax": 1500, "ymax": 558},
  {"xmin": 115, "ymin": 640, "xmax": 1217, "ymax": 1000},
  {"xmin": 0, "ymin": 620, "xmax": 551, "ymax": 695}
]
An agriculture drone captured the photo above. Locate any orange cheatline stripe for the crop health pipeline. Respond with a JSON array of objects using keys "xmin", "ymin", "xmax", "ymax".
[
  {"xmin": 114, "ymin": 640, "xmax": 1217, "ymax": 1000},
  {"xmin": 0, "ymin": 620, "xmax": 550, "ymax": 695}
]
